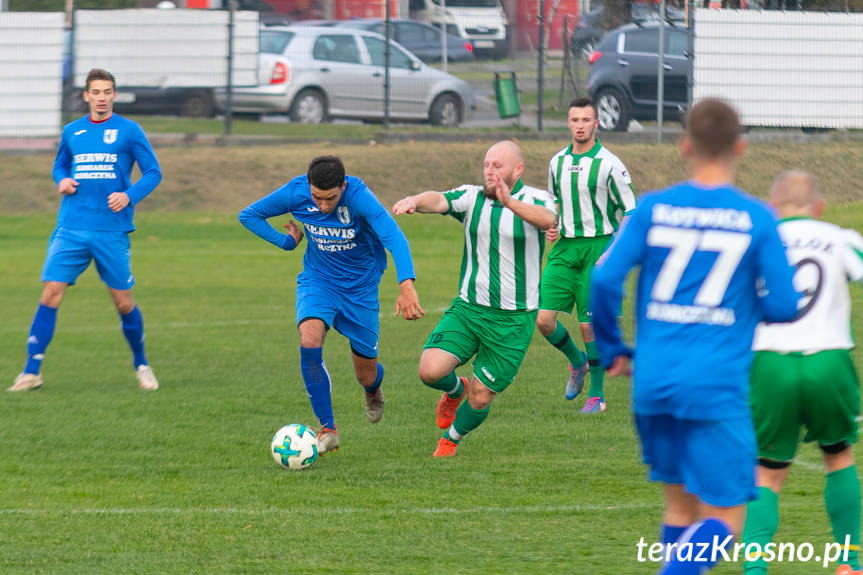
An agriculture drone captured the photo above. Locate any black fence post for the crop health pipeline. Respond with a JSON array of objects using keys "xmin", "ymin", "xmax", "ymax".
[
  {"xmin": 225, "ymin": 0, "xmax": 235, "ymax": 136},
  {"xmin": 537, "ymin": 0, "xmax": 545, "ymax": 132}
]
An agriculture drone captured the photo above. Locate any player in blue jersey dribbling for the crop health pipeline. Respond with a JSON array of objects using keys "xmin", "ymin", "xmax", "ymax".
[
  {"xmin": 239, "ymin": 155, "xmax": 423, "ymax": 454},
  {"xmin": 9, "ymin": 69, "xmax": 162, "ymax": 393},
  {"xmin": 591, "ymin": 99, "xmax": 800, "ymax": 574}
]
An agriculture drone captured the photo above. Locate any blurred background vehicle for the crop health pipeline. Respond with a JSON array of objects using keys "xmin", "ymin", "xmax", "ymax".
[
  {"xmin": 62, "ymin": 29, "xmax": 217, "ymax": 118},
  {"xmin": 408, "ymin": 0, "xmax": 509, "ymax": 58},
  {"xmin": 587, "ymin": 22, "xmax": 689, "ymax": 131},
  {"xmin": 570, "ymin": 0, "xmax": 685, "ymax": 61},
  {"xmin": 337, "ymin": 18, "xmax": 474, "ymax": 62},
  {"xmin": 214, "ymin": 25, "xmax": 475, "ymax": 126}
]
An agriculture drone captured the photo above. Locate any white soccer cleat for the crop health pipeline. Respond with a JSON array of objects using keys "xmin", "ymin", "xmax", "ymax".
[
  {"xmin": 8, "ymin": 373, "xmax": 43, "ymax": 392},
  {"xmin": 317, "ymin": 426, "xmax": 340, "ymax": 455},
  {"xmin": 136, "ymin": 365, "xmax": 159, "ymax": 390},
  {"xmin": 364, "ymin": 388, "xmax": 385, "ymax": 423}
]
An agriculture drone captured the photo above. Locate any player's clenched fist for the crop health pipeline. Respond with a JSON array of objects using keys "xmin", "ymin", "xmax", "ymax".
[
  {"xmin": 284, "ymin": 220, "xmax": 304, "ymax": 245},
  {"xmin": 58, "ymin": 178, "xmax": 79, "ymax": 195}
]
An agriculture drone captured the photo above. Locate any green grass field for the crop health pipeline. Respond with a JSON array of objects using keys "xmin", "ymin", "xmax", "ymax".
[{"xmin": 1, "ymin": 208, "xmax": 861, "ymax": 574}]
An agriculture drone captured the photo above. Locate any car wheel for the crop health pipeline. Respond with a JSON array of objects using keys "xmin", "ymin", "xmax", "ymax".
[
  {"xmin": 290, "ymin": 89, "xmax": 327, "ymax": 124},
  {"xmin": 429, "ymin": 93, "xmax": 460, "ymax": 127},
  {"xmin": 182, "ymin": 90, "xmax": 215, "ymax": 117},
  {"xmin": 595, "ymin": 87, "xmax": 630, "ymax": 132}
]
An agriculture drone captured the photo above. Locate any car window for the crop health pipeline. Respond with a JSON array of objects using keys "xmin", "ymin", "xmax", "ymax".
[
  {"xmin": 362, "ymin": 36, "xmax": 415, "ymax": 70},
  {"xmin": 312, "ymin": 34, "xmax": 362, "ymax": 64},
  {"xmin": 261, "ymin": 30, "xmax": 295, "ymax": 54},
  {"xmin": 398, "ymin": 23, "xmax": 427, "ymax": 44},
  {"xmin": 667, "ymin": 30, "xmax": 688, "ymax": 57},
  {"xmin": 623, "ymin": 29, "xmax": 658, "ymax": 54}
]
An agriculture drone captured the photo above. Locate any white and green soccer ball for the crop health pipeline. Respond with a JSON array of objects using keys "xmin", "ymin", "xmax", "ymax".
[{"xmin": 271, "ymin": 424, "xmax": 319, "ymax": 470}]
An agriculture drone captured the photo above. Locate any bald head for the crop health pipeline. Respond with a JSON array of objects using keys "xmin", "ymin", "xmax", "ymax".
[
  {"xmin": 483, "ymin": 140, "xmax": 524, "ymax": 195},
  {"xmin": 487, "ymin": 140, "xmax": 523, "ymax": 165},
  {"xmin": 769, "ymin": 170, "xmax": 823, "ymax": 219}
]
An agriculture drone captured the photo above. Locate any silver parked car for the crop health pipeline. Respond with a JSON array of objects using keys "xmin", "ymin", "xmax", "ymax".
[{"xmin": 215, "ymin": 25, "xmax": 475, "ymax": 126}]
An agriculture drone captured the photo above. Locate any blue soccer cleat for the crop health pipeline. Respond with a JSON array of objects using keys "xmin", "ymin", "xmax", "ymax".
[
  {"xmin": 580, "ymin": 396, "xmax": 607, "ymax": 413},
  {"xmin": 565, "ymin": 361, "xmax": 589, "ymax": 400}
]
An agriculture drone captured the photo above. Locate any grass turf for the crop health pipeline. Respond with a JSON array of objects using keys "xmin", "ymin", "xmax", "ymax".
[{"xmin": 1, "ymin": 211, "xmax": 861, "ymax": 574}]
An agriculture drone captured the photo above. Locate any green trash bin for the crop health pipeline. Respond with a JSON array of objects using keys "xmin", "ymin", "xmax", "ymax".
[{"xmin": 494, "ymin": 71, "xmax": 520, "ymax": 119}]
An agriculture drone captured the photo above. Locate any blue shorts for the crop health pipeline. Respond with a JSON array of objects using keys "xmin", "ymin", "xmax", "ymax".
[
  {"xmin": 295, "ymin": 279, "xmax": 379, "ymax": 358},
  {"xmin": 41, "ymin": 227, "xmax": 134, "ymax": 290},
  {"xmin": 635, "ymin": 413, "xmax": 758, "ymax": 507}
]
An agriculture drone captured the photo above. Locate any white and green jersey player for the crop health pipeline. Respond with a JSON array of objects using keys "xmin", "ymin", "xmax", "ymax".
[
  {"xmin": 744, "ymin": 171, "xmax": 863, "ymax": 574},
  {"xmin": 443, "ymin": 181, "xmax": 553, "ymax": 311},
  {"xmin": 537, "ymin": 98, "xmax": 637, "ymax": 411},
  {"xmin": 751, "ymin": 216, "xmax": 863, "ymax": 463},
  {"xmin": 392, "ymin": 140, "xmax": 558, "ymax": 457},
  {"xmin": 548, "ymin": 139, "xmax": 635, "ymax": 240}
]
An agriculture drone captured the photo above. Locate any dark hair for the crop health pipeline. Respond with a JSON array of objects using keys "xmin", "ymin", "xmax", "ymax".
[
  {"xmin": 85, "ymin": 68, "xmax": 116, "ymax": 92},
  {"xmin": 684, "ymin": 98, "xmax": 740, "ymax": 159},
  {"xmin": 307, "ymin": 155, "xmax": 346, "ymax": 190},
  {"xmin": 568, "ymin": 97, "xmax": 597, "ymax": 118}
]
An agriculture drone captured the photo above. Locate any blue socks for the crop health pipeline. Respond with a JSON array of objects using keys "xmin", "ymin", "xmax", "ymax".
[
  {"xmin": 662, "ymin": 524, "xmax": 687, "ymax": 546},
  {"xmin": 23, "ymin": 304, "xmax": 58, "ymax": 375},
  {"xmin": 25, "ymin": 304, "xmax": 149, "ymax": 374},
  {"xmin": 300, "ymin": 346, "xmax": 334, "ymax": 429},
  {"xmin": 362, "ymin": 362, "xmax": 384, "ymax": 395},
  {"xmin": 120, "ymin": 306, "xmax": 148, "ymax": 368},
  {"xmin": 660, "ymin": 518, "xmax": 733, "ymax": 574}
]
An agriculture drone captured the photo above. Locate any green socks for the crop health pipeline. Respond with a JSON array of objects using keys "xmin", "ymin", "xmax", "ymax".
[
  {"xmin": 743, "ymin": 486, "xmax": 779, "ymax": 573},
  {"xmin": 423, "ymin": 371, "xmax": 463, "ymax": 399},
  {"xmin": 826, "ymin": 465, "xmax": 861, "ymax": 570},
  {"xmin": 585, "ymin": 340, "xmax": 604, "ymax": 398},
  {"xmin": 447, "ymin": 402, "xmax": 490, "ymax": 443},
  {"xmin": 743, "ymin": 467, "xmax": 861, "ymax": 573},
  {"xmin": 544, "ymin": 321, "xmax": 587, "ymax": 367}
]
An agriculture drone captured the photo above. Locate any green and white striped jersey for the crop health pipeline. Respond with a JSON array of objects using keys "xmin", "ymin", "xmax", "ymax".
[
  {"xmin": 548, "ymin": 139, "xmax": 636, "ymax": 238},
  {"xmin": 752, "ymin": 218, "xmax": 863, "ymax": 353},
  {"xmin": 442, "ymin": 180, "xmax": 557, "ymax": 311}
]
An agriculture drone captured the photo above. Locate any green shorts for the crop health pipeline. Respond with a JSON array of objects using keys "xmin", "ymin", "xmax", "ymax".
[
  {"xmin": 539, "ymin": 235, "xmax": 612, "ymax": 322},
  {"xmin": 750, "ymin": 349, "xmax": 860, "ymax": 462},
  {"xmin": 424, "ymin": 297, "xmax": 537, "ymax": 393}
]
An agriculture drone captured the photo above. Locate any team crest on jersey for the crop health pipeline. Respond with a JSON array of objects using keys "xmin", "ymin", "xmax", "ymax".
[
  {"xmin": 103, "ymin": 129, "xmax": 118, "ymax": 144},
  {"xmin": 337, "ymin": 206, "xmax": 351, "ymax": 225}
]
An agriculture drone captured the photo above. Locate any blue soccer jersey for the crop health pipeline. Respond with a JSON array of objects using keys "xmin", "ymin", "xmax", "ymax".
[
  {"xmin": 52, "ymin": 114, "xmax": 161, "ymax": 232},
  {"xmin": 239, "ymin": 175, "xmax": 415, "ymax": 292},
  {"xmin": 591, "ymin": 181, "xmax": 799, "ymax": 420}
]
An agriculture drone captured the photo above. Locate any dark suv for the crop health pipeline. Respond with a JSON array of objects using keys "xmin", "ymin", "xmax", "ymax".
[
  {"xmin": 587, "ymin": 22, "xmax": 689, "ymax": 131},
  {"xmin": 570, "ymin": 1, "xmax": 684, "ymax": 61}
]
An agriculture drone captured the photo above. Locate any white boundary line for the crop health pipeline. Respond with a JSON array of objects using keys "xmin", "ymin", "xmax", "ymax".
[{"xmin": 0, "ymin": 502, "xmax": 660, "ymax": 516}]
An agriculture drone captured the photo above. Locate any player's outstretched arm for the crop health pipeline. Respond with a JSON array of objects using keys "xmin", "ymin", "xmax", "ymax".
[{"xmin": 392, "ymin": 191, "xmax": 449, "ymax": 215}]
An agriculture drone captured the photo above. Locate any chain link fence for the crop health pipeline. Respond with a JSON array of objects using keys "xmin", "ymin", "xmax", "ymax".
[{"xmin": 1, "ymin": 0, "xmax": 861, "ymax": 138}]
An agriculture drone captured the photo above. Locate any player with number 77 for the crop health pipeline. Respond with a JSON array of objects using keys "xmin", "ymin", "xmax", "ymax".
[{"xmin": 589, "ymin": 98, "xmax": 800, "ymax": 574}]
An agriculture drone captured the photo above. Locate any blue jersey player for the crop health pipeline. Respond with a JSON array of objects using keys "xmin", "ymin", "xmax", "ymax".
[
  {"xmin": 590, "ymin": 100, "xmax": 799, "ymax": 574},
  {"xmin": 9, "ymin": 69, "xmax": 162, "ymax": 393},
  {"xmin": 239, "ymin": 155, "xmax": 423, "ymax": 454}
]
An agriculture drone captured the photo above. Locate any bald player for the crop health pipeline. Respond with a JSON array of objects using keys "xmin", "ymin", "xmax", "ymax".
[
  {"xmin": 744, "ymin": 171, "xmax": 863, "ymax": 575},
  {"xmin": 393, "ymin": 140, "xmax": 558, "ymax": 457}
]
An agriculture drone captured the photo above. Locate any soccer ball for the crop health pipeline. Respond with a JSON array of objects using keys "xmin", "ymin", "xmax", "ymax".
[{"xmin": 270, "ymin": 424, "xmax": 319, "ymax": 470}]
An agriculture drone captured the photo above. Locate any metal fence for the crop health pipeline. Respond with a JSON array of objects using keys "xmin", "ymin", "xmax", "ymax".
[{"xmin": 1, "ymin": 1, "xmax": 862, "ymax": 138}]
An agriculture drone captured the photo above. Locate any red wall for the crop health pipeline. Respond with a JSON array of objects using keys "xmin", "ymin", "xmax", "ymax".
[
  {"xmin": 262, "ymin": 0, "xmax": 401, "ymax": 20},
  {"xmin": 515, "ymin": 0, "xmax": 580, "ymax": 51}
]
